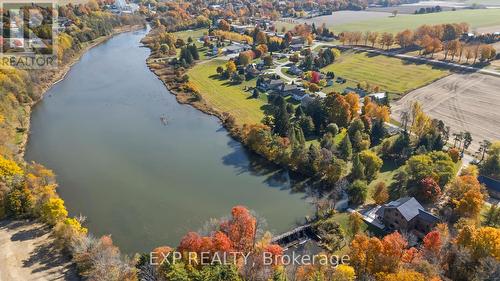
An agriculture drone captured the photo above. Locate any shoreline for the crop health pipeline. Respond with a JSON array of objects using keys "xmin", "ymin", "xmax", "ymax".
[
  {"xmin": 146, "ymin": 58, "xmax": 243, "ymax": 142},
  {"xmin": 18, "ymin": 24, "xmax": 145, "ymax": 158}
]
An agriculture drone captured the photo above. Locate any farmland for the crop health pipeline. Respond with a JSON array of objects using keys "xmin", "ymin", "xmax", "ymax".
[
  {"xmin": 321, "ymin": 51, "xmax": 449, "ymax": 98},
  {"xmin": 391, "ymin": 73, "xmax": 500, "ymax": 151},
  {"xmin": 187, "ymin": 59, "xmax": 267, "ymax": 125},
  {"xmin": 302, "ymin": 9, "xmax": 500, "ymax": 33}
]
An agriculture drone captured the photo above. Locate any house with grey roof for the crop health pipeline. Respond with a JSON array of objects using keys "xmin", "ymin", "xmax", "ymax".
[
  {"xmin": 274, "ymin": 83, "xmax": 305, "ymax": 98},
  {"xmin": 375, "ymin": 197, "xmax": 439, "ymax": 238}
]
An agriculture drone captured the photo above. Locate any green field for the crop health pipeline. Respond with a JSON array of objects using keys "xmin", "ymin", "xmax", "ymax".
[
  {"xmin": 188, "ymin": 60, "xmax": 267, "ymax": 125},
  {"xmin": 321, "ymin": 51, "xmax": 449, "ymax": 98},
  {"xmin": 333, "ymin": 9, "xmax": 500, "ymax": 33},
  {"xmin": 174, "ymin": 28, "xmax": 208, "ymax": 41}
]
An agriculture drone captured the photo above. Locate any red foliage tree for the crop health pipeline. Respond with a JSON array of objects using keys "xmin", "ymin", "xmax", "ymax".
[
  {"xmin": 311, "ymin": 71, "xmax": 320, "ymax": 84},
  {"xmin": 419, "ymin": 177, "xmax": 442, "ymax": 202},
  {"xmin": 178, "ymin": 232, "xmax": 203, "ymax": 253},
  {"xmin": 264, "ymin": 244, "xmax": 283, "ymax": 265},
  {"xmin": 212, "ymin": 231, "xmax": 233, "ymax": 252},
  {"xmin": 423, "ymin": 230, "xmax": 442, "ymax": 256},
  {"xmin": 222, "ymin": 206, "xmax": 257, "ymax": 252}
]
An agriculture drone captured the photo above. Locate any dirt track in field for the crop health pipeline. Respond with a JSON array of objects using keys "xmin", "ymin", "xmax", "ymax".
[{"xmin": 391, "ymin": 73, "xmax": 500, "ymax": 152}]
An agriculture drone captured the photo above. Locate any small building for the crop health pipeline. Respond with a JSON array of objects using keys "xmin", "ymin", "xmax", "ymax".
[
  {"xmin": 231, "ymin": 24, "xmax": 253, "ymax": 34},
  {"xmin": 224, "ymin": 43, "xmax": 250, "ymax": 54},
  {"xmin": 275, "ymin": 83, "xmax": 305, "ymax": 97},
  {"xmin": 245, "ymin": 65, "xmax": 261, "ymax": 78},
  {"xmin": 258, "ymin": 78, "xmax": 284, "ymax": 91},
  {"xmin": 290, "ymin": 44, "xmax": 304, "ymax": 52},
  {"xmin": 376, "ymin": 197, "xmax": 439, "ymax": 238},
  {"xmin": 343, "ymin": 87, "xmax": 367, "ymax": 97},
  {"xmin": 478, "ymin": 175, "xmax": 500, "ymax": 199},
  {"xmin": 288, "ymin": 65, "xmax": 303, "ymax": 76},
  {"xmin": 368, "ymin": 92, "xmax": 386, "ymax": 100},
  {"xmin": 300, "ymin": 94, "xmax": 315, "ymax": 107},
  {"xmin": 292, "ymin": 90, "xmax": 308, "ymax": 101},
  {"xmin": 290, "ymin": 36, "xmax": 305, "ymax": 45}
]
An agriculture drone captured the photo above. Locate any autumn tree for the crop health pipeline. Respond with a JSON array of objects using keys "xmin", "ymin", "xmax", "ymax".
[
  {"xmin": 324, "ymin": 93, "xmax": 351, "ymax": 128},
  {"xmin": 332, "ymin": 264, "xmax": 356, "ymax": 281},
  {"xmin": 396, "ymin": 29, "xmax": 414, "ymax": 48},
  {"xmin": 457, "ymin": 225, "xmax": 500, "ymax": 261},
  {"xmin": 418, "ymin": 177, "xmax": 442, "ymax": 203},
  {"xmin": 238, "ymin": 51, "xmax": 253, "ymax": 66},
  {"xmin": 347, "ymin": 212, "xmax": 364, "ymax": 238},
  {"xmin": 446, "ymin": 175, "xmax": 485, "ymax": 219},
  {"xmin": 219, "ymin": 19, "xmax": 230, "ymax": 31},
  {"xmin": 372, "ymin": 181, "xmax": 389, "ymax": 204},
  {"xmin": 480, "ymin": 141, "xmax": 500, "ymax": 179},
  {"xmin": 359, "ymin": 150, "xmax": 383, "ymax": 182},
  {"xmin": 345, "ymin": 92, "xmax": 360, "ymax": 118},
  {"xmin": 226, "ymin": 60, "xmax": 237, "ymax": 74},
  {"xmin": 368, "ymin": 32, "xmax": 379, "ymax": 47}
]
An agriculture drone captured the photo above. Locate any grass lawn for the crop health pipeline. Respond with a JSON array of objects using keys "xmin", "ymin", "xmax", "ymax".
[
  {"xmin": 174, "ymin": 28, "xmax": 208, "ymax": 41},
  {"xmin": 333, "ymin": 9, "xmax": 500, "ymax": 33},
  {"xmin": 187, "ymin": 59, "xmax": 268, "ymax": 125},
  {"xmin": 367, "ymin": 161, "xmax": 402, "ymax": 204},
  {"xmin": 321, "ymin": 51, "xmax": 449, "ymax": 98}
]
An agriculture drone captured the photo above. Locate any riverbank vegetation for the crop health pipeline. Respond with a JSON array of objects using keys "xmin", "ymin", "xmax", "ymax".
[{"xmin": 1, "ymin": 1, "xmax": 143, "ymax": 280}]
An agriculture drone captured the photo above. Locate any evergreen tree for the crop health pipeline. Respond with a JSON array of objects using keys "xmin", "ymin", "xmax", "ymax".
[
  {"xmin": 308, "ymin": 144, "xmax": 321, "ymax": 175},
  {"xmin": 339, "ymin": 135, "xmax": 353, "ymax": 160},
  {"xmin": 252, "ymin": 88, "xmax": 259, "ymax": 98},
  {"xmin": 295, "ymin": 106, "xmax": 304, "ymax": 118},
  {"xmin": 371, "ymin": 118, "xmax": 387, "ymax": 145},
  {"xmin": 294, "ymin": 125, "xmax": 306, "ymax": 147},
  {"xmin": 273, "ymin": 98, "xmax": 291, "ymax": 137},
  {"xmin": 347, "ymin": 180, "xmax": 368, "ymax": 205},
  {"xmin": 188, "ymin": 44, "xmax": 199, "ymax": 60},
  {"xmin": 351, "ymin": 153, "xmax": 365, "ymax": 180},
  {"xmin": 179, "ymin": 47, "xmax": 193, "ymax": 64}
]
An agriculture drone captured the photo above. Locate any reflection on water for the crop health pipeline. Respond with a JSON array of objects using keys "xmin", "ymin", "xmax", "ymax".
[{"xmin": 25, "ymin": 28, "xmax": 312, "ymax": 253}]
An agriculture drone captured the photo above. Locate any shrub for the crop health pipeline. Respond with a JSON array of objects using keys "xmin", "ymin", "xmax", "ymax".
[
  {"xmin": 6, "ymin": 185, "xmax": 34, "ymax": 218},
  {"xmin": 41, "ymin": 197, "xmax": 68, "ymax": 225},
  {"xmin": 448, "ymin": 147, "xmax": 460, "ymax": 162}
]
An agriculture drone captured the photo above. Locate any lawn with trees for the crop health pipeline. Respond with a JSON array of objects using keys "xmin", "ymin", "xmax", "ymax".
[
  {"xmin": 187, "ymin": 60, "xmax": 268, "ymax": 125},
  {"xmin": 321, "ymin": 51, "xmax": 449, "ymax": 98}
]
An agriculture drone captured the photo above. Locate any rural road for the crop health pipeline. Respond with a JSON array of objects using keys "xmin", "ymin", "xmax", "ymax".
[{"xmin": 0, "ymin": 220, "xmax": 78, "ymax": 281}]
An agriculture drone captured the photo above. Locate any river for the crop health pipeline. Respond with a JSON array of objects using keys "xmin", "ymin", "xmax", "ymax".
[{"xmin": 25, "ymin": 28, "xmax": 312, "ymax": 254}]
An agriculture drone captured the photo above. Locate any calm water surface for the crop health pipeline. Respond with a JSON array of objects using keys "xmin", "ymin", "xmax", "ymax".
[{"xmin": 25, "ymin": 28, "xmax": 312, "ymax": 253}]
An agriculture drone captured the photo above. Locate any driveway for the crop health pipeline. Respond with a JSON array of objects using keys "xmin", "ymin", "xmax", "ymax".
[{"xmin": 0, "ymin": 220, "xmax": 79, "ymax": 281}]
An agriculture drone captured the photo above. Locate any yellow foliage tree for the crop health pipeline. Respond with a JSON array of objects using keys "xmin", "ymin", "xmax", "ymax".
[
  {"xmin": 457, "ymin": 225, "xmax": 500, "ymax": 261},
  {"xmin": 379, "ymin": 270, "xmax": 425, "ymax": 281},
  {"xmin": 332, "ymin": 264, "xmax": 356, "ymax": 281},
  {"xmin": 0, "ymin": 155, "xmax": 24, "ymax": 184},
  {"xmin": 345, "ymin": 93, "xmax": 360, "ymax": 118},
  {"xmin": 41, "ymin": 197, "xmax": 68, "ymax": 225},
  {"xmin": 226, "ymin": 60, "xmax": 237, "ymax": 74}
]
